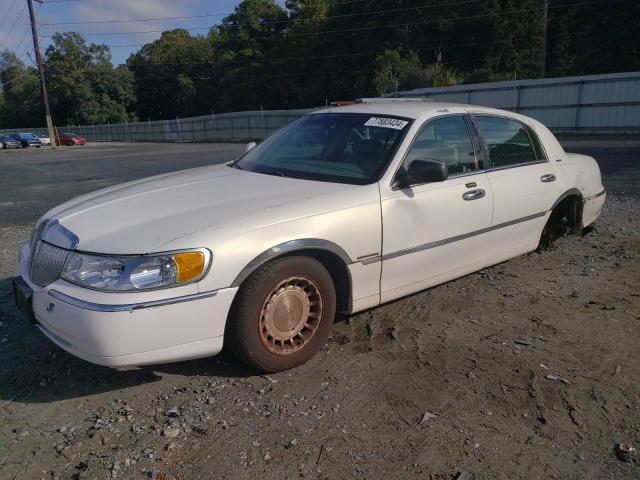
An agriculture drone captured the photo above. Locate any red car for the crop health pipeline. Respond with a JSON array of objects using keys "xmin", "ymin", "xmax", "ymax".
[{"xmin": 56, "ymin": 133, "xmax": 86, "ymax": 146}]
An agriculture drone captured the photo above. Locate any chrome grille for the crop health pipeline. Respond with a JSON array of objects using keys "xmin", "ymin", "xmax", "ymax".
[{"xmin": 30, "ymin": 241, "xmax": 69, "ymax": 286}]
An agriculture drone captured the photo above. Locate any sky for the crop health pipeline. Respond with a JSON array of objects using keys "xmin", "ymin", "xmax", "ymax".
[{"xmin": 0, "ymin": 0, "xmax": 285, "ymax": 66}]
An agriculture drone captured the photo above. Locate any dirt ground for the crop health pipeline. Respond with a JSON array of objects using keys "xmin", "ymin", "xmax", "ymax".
[{"xmin": 0, "ymin": 138, "xmax": 638, "ymax": 480}]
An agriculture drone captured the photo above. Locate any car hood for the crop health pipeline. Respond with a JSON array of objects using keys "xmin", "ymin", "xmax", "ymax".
[{"xmin": 43, "ymin": 164, "xmax": 358, "ymax": 254}]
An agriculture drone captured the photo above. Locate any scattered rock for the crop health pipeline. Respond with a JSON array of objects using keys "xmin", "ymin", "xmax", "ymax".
[
  {"xmin": 12, "ymin": 427, "xmax": 29, "ymax": 438},
  {"xmin": 615, "ymin": 443, "xmax": 636, "ymax": 462},
  {"xmin": 420, "ymin": 411, "xmax": 438, "ymax": 424},
  {"xmin": 263, "ymin": 375, "xmax": 278, "ymax": 384},
  {"xmin": 286, "ymin": 438, "xmax": 299, "ymax": 449},
  {"xmin": 163, "ymin": 427, "xmax": 181, "ymax": 438},
  {"xmin": 165, "ymin": 406, "xmax": 180, "ymax": 417},
  {"xmin": 263, "ymin": 452, "xmax": 272, "ymax": 462},
  {"xmin": 546, "ymin": 374, "xmax": 570, "ymax": 385},
  {"xmin": 191, "ymin": 424, "xmax": 208, "ymax": 434}
]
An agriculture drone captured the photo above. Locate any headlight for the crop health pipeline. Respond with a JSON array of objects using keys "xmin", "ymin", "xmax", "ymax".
[{"xmin": 60, "ymin": 249, "xmax": 210, "ymax": 292}]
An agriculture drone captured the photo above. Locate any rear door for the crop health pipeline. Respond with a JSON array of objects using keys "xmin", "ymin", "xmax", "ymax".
[{"xmin": 473, "ymin": 115, "xmax": 562, "ymax": 260}]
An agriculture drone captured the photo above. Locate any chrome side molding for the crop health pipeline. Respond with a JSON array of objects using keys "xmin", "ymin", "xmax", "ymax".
[
  {"xmin": 372, "ymin": 211, "xmax": 548, "ymax": 263},
  {"xmin": 583, "ymin": 190, "xmax": 605, "ymax": 202}
]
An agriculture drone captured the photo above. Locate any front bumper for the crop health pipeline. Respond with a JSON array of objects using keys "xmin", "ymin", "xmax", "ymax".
[{"xmin": 15, "ymin": 243, "xmax": 238, "ymax": 367}]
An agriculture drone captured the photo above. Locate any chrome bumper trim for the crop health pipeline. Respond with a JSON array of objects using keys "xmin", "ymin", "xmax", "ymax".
[
  {"xmin": 47, "ymin": 289, "xmax": 218, "ymax": 313},
  {"xmin": 583, "ymin": 190, "xmax": 605, "ymax": 202}
]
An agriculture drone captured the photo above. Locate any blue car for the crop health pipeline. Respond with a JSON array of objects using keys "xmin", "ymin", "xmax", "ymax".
[
  {"xmin": 10, "ymin": 132, "xmax": 43, "ymax": 148},
  {"xmin": 0, "ymin": 134, "xmax": 21, "ymax": 149}
]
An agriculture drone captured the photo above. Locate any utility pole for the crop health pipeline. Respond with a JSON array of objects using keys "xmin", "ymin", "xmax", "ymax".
[
  {"xmin": 28, "ymin": 0, "xmax": 56, "ymax": 149},
  {"xmin": 540, "ymin": 0, "xmax": 549, "ymax": 78}
]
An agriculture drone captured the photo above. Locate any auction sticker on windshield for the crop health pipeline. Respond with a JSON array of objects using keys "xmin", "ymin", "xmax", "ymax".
[{"xmin": 364, "ymin": 117, "xmax": 409, "ymax": 130}]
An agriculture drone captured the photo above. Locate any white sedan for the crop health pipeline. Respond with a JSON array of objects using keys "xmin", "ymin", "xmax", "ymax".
[
  {"xmin": 37, "ymin": 134, "xmax": 52, "ymax": 146},
  {"xmin": 13, "ymin": 102, "xmax": 605, "ymax": 372}
]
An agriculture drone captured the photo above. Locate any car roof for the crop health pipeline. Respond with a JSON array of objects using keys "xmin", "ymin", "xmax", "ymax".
[{"xmin": 310, "ymin": 101, "xmax": 522, "ymax": 121}]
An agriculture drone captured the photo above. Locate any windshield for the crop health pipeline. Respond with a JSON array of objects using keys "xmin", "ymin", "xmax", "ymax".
[{"xmin": 235, "ymin": 113, "xmax": 411, "ymax": 185}]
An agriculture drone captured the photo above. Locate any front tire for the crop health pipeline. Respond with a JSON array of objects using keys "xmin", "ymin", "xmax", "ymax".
[{"xmin": 227, "ymin": 256, "xmax": 336, "ymax": 372}]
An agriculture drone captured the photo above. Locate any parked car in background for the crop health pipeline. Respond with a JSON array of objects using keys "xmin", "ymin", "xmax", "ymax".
[
  {"xmin": 10, "ymin": 132, "xmax": 42, "ymax": 148},
  {"xmin": 56, "ymin": 133, "xmax": 86, "ymax": 146},
  {"xmin": 13, "ymin": 102, "xmax": 605, "ymax": 372},
  {"xmin": 0, "ymin": 134, "xmax": 21, "ymax": 149},
  {"xmin": 38, "ymin": 134, "xmax": 52, "ymax": 146}
]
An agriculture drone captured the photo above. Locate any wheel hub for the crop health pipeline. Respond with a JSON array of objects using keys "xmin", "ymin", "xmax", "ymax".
[{"xmin": 259, "ymin": 276, "xmax": 323, "ymax": 355}]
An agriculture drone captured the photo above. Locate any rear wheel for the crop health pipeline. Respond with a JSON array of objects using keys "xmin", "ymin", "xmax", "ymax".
[
  {"xmin": 227, "ymin": 256, "xmax": 336, "ymax": 372},
  {"xmin": 538, "ymin": 196, "xmax": 582, "ymax": 250}
]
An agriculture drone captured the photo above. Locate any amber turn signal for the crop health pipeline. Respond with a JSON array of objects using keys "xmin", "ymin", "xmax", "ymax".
[{"xmin": 173, "ymin": 252, "xmax": 206, "ymax": 283}]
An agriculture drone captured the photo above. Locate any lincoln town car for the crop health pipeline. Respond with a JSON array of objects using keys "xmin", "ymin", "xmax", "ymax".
[{"xmin": 13, "ymin": 102, "xmax": 605, "ymax": 372}]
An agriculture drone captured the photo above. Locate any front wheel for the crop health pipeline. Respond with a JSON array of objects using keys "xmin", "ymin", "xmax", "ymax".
[{"xmin": 226, "ymin": 256, "xmax": 336, "ymax": 372}]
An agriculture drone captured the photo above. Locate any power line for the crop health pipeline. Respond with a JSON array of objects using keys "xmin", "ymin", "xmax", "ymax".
[
  {"xmin": 0, "ymin": 69, "xmax": 36, "ymax": 89},
  {"xmin": 119, "ymin": 31, "xmax": 582, "ymax": 71},
  {"xmin": 0, "ymin": 0, "xmax": 19, "ymax": 31},
  {"xmin": 39, "ymin": 0, "xmax": 488, "ymax": 36},
  {"xmin": 0, "ymin": 2, "xmax": 28, "ymax": 50},
  {"xmin": 78, "ymin": 0, "xmax": 598, "ymax": 50}
]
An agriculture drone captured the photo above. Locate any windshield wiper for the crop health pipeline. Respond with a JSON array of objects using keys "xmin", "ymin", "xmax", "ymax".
[
  {"xmin": 262, "ymin": 169, "xmax": 289, "ymax": 178},
  {"xmin": 228, "ymin": 159, "xmax": 243, "ymax": 170}
]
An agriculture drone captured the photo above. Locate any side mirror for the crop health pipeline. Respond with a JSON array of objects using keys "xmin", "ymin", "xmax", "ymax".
[
  {"xmin": 394, "ymin": 159, "xmax": 448, "ymax": 189},
  {"xmin": 245, "ymin": 141, "xmax": 257, "ymax": 153}
]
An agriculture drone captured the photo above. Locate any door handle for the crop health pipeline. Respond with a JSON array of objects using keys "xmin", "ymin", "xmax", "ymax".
[
  {"xmin": 540, "ymin": 174, "xmax": 556, "ymax": 183},
  {"xmin": 462, "ymin": 189, "xmax": 486, "ymax": 201}
]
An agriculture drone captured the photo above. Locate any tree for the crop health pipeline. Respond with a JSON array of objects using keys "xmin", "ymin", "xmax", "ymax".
[
  {"xmin": 212, "ymin": 0, "xmax": 290, "ymax": 111},
  {"xmin": 127, "ymin": 29, "xmax": 213, "ymax": 120},
  {"xmin": 0, "ymin": 51, "xmax": 42, "ymax": 128},
  {"xmin": 44, "ymin": 32, "xmax": 136, "ymax": 126},
  {"xmin": 373, "ymin": 50, "xmax": 464, "ymax": 96}
]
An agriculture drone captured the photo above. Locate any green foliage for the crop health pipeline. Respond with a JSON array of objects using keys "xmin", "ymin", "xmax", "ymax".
[
  {"xmin": 1, "ymin": 0, "xmax": 638, "ymax": 128},
  {"xmin": 127, "ymin": 29, "xmax": 213, "ymax": 120},
  {"xmin": 0, "ymin": 51, "xmax": 42, "ymax": 127},
  {"xmin": 373, "ymin": 50, "xmax": 465, "ymax": 96},
  {"xmin": 44, "ymin": 32, "xmax": 136, "ymax": 126}
]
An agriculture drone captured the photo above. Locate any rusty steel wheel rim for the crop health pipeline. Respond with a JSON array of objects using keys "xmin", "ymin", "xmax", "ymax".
[{"xmin": 259, "ymin": 276, "xmax": 323, "ymax": 356}]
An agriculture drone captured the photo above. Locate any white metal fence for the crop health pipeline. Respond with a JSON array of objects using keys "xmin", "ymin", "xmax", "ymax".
[
  {"xmin": 385, "ymin": 71, "xmax": 640, "ymax": 134},
  {"xmin": 2, "ymin": 108, "xmax": 315, "ymax": 142},
  {"xmin": 3, "ymin": 72, "xmax": 638, "ymax": 141}
]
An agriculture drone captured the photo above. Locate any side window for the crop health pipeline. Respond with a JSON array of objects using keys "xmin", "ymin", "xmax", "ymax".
[
  {"xmin": 405, "ymin": 116, "xmax": 477, "ymax": 175},
  {"xmin": 475, "ymin": 116, "xmax": 538, "ymax": 168},
  {"xmin": 526, "ymin": 125, "xmax": 547, "ymax": 161}
]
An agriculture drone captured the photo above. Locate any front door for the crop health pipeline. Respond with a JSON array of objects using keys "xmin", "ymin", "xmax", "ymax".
[{"xmin": 380, "ymin": 115, "xmax": 494, "ymax": 303}]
